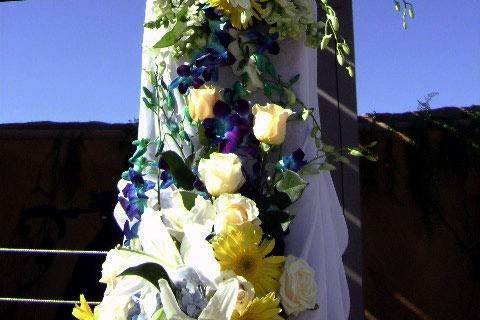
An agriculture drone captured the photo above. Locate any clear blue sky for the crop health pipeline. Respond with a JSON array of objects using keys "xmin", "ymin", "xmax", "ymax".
[{"xmin": 0, "ymin": 1, "xmax": 479, "ymax": 123}]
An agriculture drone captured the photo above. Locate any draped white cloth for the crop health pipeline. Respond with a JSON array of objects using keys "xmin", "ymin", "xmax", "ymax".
[{"xmin": 137, "ymin": 0, "xmax": 350, "ymax": 318}]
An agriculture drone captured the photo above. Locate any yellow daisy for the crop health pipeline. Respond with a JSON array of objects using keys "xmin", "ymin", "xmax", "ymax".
[
  {"xmin": 72, "ymin": 294, "xmax": 94, "ymax": 320},
  {"xmin": 231, "ymin": 292, "xmax": 283, "ymax": 320},
  {"xmin": 212, "ymin": 222, "xmax": 285, "ymax": 296},
  {"xmin": 208, "ymin": 0, "xmax": 268, "ymax": 29}
]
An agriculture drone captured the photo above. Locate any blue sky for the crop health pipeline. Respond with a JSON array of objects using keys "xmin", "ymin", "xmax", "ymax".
[{"xmin": 0, "ymin": 1, "xmax": 479, "ymax": 123}]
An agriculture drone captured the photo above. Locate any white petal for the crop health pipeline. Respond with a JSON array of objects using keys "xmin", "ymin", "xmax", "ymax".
[
  {"xmin": 198, "ymin": 278, "xmax": 239, "ymax": 320},
  {"xmin": 158, "ymin": 279, "xmax": 193, "ymax": 320},
  {"xmin": 138, "ymin": 208, "xmax": 183, "ymax": 273},
  {"xmin": 181, "ymin": 224, "xmax": 221, "ymax": 287}
]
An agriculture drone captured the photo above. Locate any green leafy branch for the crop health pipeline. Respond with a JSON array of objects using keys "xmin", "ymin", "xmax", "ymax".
[
  {"xmin": 394, "ymin": 0, "xmax": 415, "ymax": 29},
  {"xmin": 317, "ymin": 0, "xmax": 354, "ymax": 77}
]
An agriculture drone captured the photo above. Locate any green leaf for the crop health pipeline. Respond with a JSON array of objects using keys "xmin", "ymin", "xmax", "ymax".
[
  {"xmin": 266, "ymin": 61, "xmax": 277, "ymax": 78},
  {"xmin": 119, "ymin": 263, "xmax": 172, "ymax": 290},
  {"xmin": 310, "ymin": 126, "xmax": 319, "ymax": 138},
  {"xmin": 348, "ymin": 148, "xmax": 364, "ymax": 157},
  {"xmin": 166, "ymin": 91, "xmax": 176, "ymax": 111},
  {"xmin": 366, "ymin": 141, "xmax": 378, "ymax": 148},
  {"xmin": 153, "ymin": 14, "xmax": 187, "ymax": 48},
  {"xmin": 155, "ymin": 140, "xmax": 165, "ymax": 157},
  {"xmin": 263, "ymin": 82, "xmax": 272, "ymax": 98},
  {"xmin": 129, "ymin": 139, "xmax": 150, "ymax": 163},
  {"xmin": 299, "ymin": 165, "xmax": 321, "ymax": 176},
  {"xmin": 336, "ymin": 53, "xmax": 344, "ymax": 66},
  {"xmin": 301, "ymin": 108, "xmax": 311, "ymax": 121},
  {"xmin": 336, "ymin": 155, "xmax": 350, "ymax": 164},
  {"xmin": 260, "ymin": 142, "xmax": 272, "ymax": 153},
  {"xmin": 322, "ymin": 144, "xmax": 335, "ymax": 153},
  {"xmin": 275, "ymin": 170, "xmax": 308, "ymax": 203},
  {"xmin": 319, "ymin": 162, "xmax": 336, "ymax": 171},
  {"xmin": 180, "ymin": 190, "xmax": 197, "ymax": 210},
  {"xmin": 160, "ymin": 151, "xmax": 196, "ymax": 190},
  {"xmin": 143, "ymin": 87, "xmax": 155, "ymax": 100},
  {"xmin": 289, "ymin": 74, "xmax": 300, "ymax": 85},
  {"xmin": 151, "ymin": 308, "xmax": 167, "ymax": 320},
  {"xmin": 408, "ymin": 7, "xmax": 415, "ymax": 19},
  {"xmin": 253, "ymin": 53, "xmax": 267, "ymax": 73},
  {"xmin": 320, "ymin": 34, "xmax": 332, "ymax": 50},
  {"xmin": 198, "ymin": 125, "xmax": 210, "ymax": 146}
]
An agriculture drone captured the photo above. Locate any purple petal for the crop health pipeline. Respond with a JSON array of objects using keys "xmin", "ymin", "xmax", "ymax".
[
  {"xmin": 213, "ymin": 101, "xmax": 231, "ymax": 118},
  {"xmin": 234, "ymin": 99, "xmax": 250, "ymax": 115},
  {"xmin": 177, "ymin": 64, "xmax": 191, "ymax": 77}
]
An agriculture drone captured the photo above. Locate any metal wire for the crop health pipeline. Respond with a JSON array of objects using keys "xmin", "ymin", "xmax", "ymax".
[
  {"xmin": 0, "ymin": 297, "xmax": 101, "ymax": 305},
  {"xmin": 0, "ymin": 248, "xmax": 108, "ymax": 255}
]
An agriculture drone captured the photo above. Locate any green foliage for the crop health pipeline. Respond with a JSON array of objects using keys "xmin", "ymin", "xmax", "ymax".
[
  {"xmin": 275, "ymin": 170, "xmax": 308, "ymax": 203},
  {"xmin": 394, "ymin": 0, "xmax": 415, "ymax": 29},
  {"xmin": 119, "ymin": 263, "xmax": 172, "ymax": 290},
  {"xmin": 179, "ymin": 190, "xmax": 197, "ymax": 210},
  {"xmin": 160, "ymin": 151, "xmax": 196, "ymax": 190}
]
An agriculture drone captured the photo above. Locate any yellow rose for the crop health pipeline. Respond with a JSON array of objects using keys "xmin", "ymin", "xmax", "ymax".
[
  {"xmin": 213, "ymin": 193, "xmax": 259, "ymax": 233},
  {"xmin": 187, "ymin": 85, "xmax": 220, "ymax": 121},
  {"xmin": 279, "ymin": 255, "xmax": 317, "ymax": 316},
  {"xmin": 198, "ymin": 153, "xmax": 245, "ymax": 197},
  {"xmin": 252, "ymin": 103, "xmax": 293, "ymax": 145}
]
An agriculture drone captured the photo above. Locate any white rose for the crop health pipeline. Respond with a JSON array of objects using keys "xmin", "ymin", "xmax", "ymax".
[
  {"xmin": 279, "ymin": 255, "xmax": 317, "ymax": 316},
  {"xmin": 252, "ymin": 104, "xmax": 293, "ymax": 145},
  {"xmin": 198, "ymin": 153, "xmax": 246, "ymax": 197},
  {"xmin": 222, "ymin": 271, "xmax": 255, "ymax": 313},
  {"xmin": 213, "ymin": 194, "xmax": 259, "ymax": 233}
]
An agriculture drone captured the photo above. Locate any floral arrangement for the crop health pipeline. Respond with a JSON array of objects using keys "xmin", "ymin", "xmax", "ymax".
[{"xmin": 72, "ymin": 0, "xmax": 368, "ymax": 319}]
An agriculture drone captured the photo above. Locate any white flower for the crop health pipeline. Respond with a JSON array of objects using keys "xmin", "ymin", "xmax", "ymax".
[
  {"xmin": 158, "ymin": 277, "xmax": 240, "ymax": 320},
  {"xmin": 100, "ymin": 248, "xmax": 154, "ymax": 294},
  {"xmin": 213, "ymin": 194, "xmax": 259, "ymax": 233},
  {"xmin": 162, "ymin": 191, "xmax": 216, "ymax": 240},
  {"xmin": 279, "ymin": 255, "xmax": 317, "ymax": 316},
  {"xmin": 222, "ymin": 271, "xmax": 255, "ymax": 313},
  {"xmin": 94, "ymin": 294, "xmax": 134, "ymax": 320},
  {"xmin": 198, "ymin": 153, "xmax": 246, "ymax": 197}
]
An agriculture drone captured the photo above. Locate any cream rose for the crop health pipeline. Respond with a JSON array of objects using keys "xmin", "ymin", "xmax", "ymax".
[
  {"xmin": 213, "ymin": 193, "xmax": 259, "ymax": 233},
  {"xmin": 252, "ymin": 103, "xmax": 293, "ymax": 145},
  {"xmin": 188, "ymin": 85, "xmax": 220, "ymax": 121},
  {"xmin": 279, "ymin": 255, "xmax": 318, "ymax": 316},
  {"xmin": 198, "ymin": 153, "xmax": 246, "ymax": 197},
  {"xmin": 222, "ymin": 271, "xmax": 255, "ymax": 313}
]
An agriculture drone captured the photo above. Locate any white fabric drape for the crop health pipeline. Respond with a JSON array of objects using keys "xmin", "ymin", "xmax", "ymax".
[{"xmin": 138, "ymin": 1, "xmax": 350, "ymax": 318}]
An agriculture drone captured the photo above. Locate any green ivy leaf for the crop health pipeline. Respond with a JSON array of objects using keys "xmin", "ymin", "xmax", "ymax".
[
  {"xmin": 155, "ymin": 140, "xmax": 165, "ymax": 157},
  {"xmin": 160, "ymin": 151, "xmax": 196, "ymax": 190},
  {"xmin": 320, "ymin": 34, "xmax": 332, "ymax": 50},
  {"xmin": 319, "ymin": 162, "xmax": 336, "ymax": 171},
  {"xmin": 275, "ymin": 170, "xmax": 308, "ymax": 203},
  {"xmin": 119, "ymin": 263, "xmax": 172, "ymax": 290},
  {"xmin": 153, "ymin": 8, "xmax": 188, "ymax": 48}
]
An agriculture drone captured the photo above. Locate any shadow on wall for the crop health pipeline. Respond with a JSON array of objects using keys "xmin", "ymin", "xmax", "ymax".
[
  {"xmin": 359, "ymin": 106, "xmax": 480, "ymax": 320},
  {"xmin": 0, "ymin": 122, "xmax": 136, "ymax": 319}
]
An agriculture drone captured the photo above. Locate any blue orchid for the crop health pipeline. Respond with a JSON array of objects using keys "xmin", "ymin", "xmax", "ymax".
[
  {"xmin": 278, "ymin": 148, "xmax": 308, "ymax": 172},
  {"xmin": 118, "ymin": 169, "xmax": 155, "ymax": 221}
]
